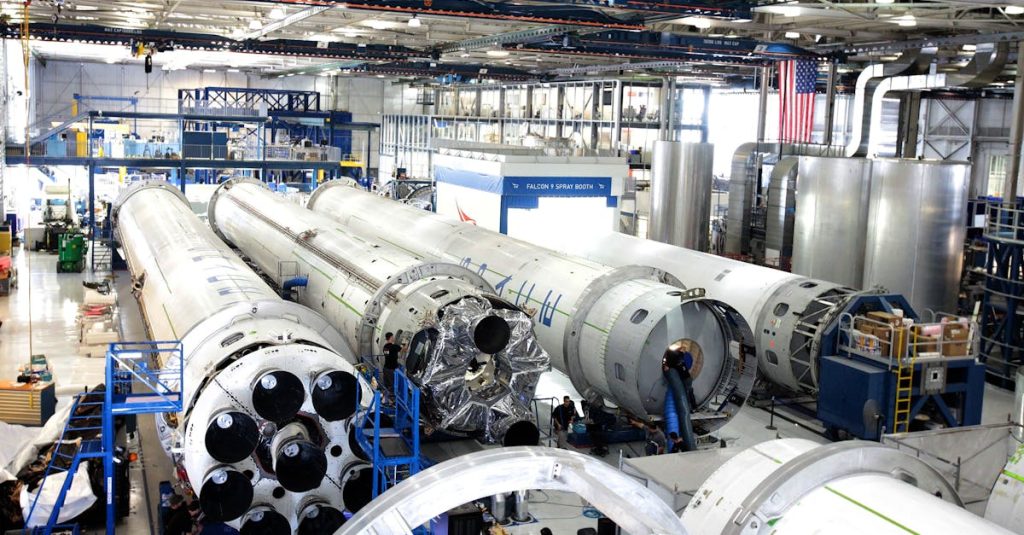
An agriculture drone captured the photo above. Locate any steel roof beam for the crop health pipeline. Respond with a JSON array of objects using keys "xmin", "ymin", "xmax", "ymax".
[
  {"xmin": 5, "ymin": 22, "xmax": 427, "ymax": 62},
  {"xmin": 244, "ymin": 5, "xmax": 333, "ymax": 40},
  {"xmin": 246, "ymin": 0, "xmax": 647, "ymax": 30}
]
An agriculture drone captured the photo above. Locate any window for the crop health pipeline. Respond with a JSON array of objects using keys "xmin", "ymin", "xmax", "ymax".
[{"xmin": 987, "ymin": 154, "xmax": 1009, "ymax": 198}]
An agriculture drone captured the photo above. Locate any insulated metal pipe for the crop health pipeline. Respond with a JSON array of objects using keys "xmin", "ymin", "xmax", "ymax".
[
  {"xmin": 208, "ymin": 179, "xmax": 549, "ymax": 443},
  {"xmin": 113, "ymin": 181, "xmax": 370, "ymax": 530},
  {"xmin": 308, "ymin": 181, "xmax": 756, "ymax": 433}
]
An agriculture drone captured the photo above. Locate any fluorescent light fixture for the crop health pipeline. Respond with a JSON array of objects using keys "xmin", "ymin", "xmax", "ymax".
[
  {"xmin": 227, "ymin": 68, "xmax": 240, "ymax": 73},
  {"xmin": 486, "ymin": 49, "xmax": 509, "ymax": 57},
  {"xmin": 286, "ymin": 73, "xmax": 295, "ymax": 77},
  {"xmin": 376, "ymin": 74, "xmax": 386, "ymax": 78},
  {"xmin": 408, "ymin": 14, "xmax": 421, "ymax": 28},
  {"xmin": 269, "ymin": 7, "xmax": 286, "ymax": 20},
  {"xmin": 962, "ymin": 43, "xmax": 977, "ymax": 51},
  {"xmin": 876, "ymin": 0, "xmax": 894, "ymax": 4},
  {"xmin": 725, "ymin": 32, "xmax": 739, "ymax": 38},
  {"xmin": 1007, "ymin": 5, "xmax": 1024, "ymax": 15},
  {"xmin": 76, "ymin": 5, "xmax": 99, "ymax": 11},
  {"xmin": 248, "ymin": 19, "xmax": 263, "ymax": 31},
  {"xmin": 785, "ymin": 31, "xmax": 800, "ymax": 39},
  {"xmin": 204, "ymin": 69, "xmax": 216, "ymax": 73}
]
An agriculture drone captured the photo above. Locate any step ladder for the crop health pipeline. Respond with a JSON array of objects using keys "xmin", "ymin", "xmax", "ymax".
[
  {"xmin": 24, "ymin": 341, "xmax": 183, "ymax": 535},
  {"xmin": 893, "ymin": 328, "xmax": 914, "ymax": 433},
  {"xmin": 354, "ymin": 369, "xmax": 424, "ymax": 498}
]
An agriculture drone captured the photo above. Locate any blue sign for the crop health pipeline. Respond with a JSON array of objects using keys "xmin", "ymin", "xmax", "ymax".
[{"xmin": 503, "ymin": 176, "xmax": 611, "ymax": 197}]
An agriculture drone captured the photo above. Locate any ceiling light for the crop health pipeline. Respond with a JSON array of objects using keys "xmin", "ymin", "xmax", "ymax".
[
  {"xmin": 75, "ymin": 5, "xmax": 99, "ymax": 11},
  {"xmin": 785, "ymin": 31, "xmax": 800, "ymax": 39},
  {"xmin": 248, "ymin": 19, "xmax": 263, "ymax": 31},
  {"xmin": 895, "ymin": 15, "xmax": 916, "ymax": 27},
  {"xmin": 486, "ymin": 49, "xmax": 509, "ymax": 57},
  {"xmin": 777, "ymin": 4, "xmax": 802, "ymax": 17},
  {"xmin": 286, "ymin": 73, "xmax": 295, "ymax": 77},
  {"xmin": 269, "ymin": 7, "xmax": 286, "ymax": 20},
  {"xmin": 725, "ymin": 32, "xmax": 739, "ymax": 38},
  {"xmin": 376, "ymin": 74, "xmax": 386, "ymax": 78},
  {"xmin": 365, "ymin": 19, "xmax": 391, "ymax": 30},
  {"xmin": 227, "ymin": 68, "xmax": 240, "ymax": 73},
  {"xmin": 204, "ymin": 69, "xmax": 216, "ymax": 73},
  {"xmin": 1007, "ymin": 5, "xmax": 1024, "ymax": 15},
  {"xmin": 962, "ymin": 43, "xmax": 977, "ymax": 51},
  {"xmin": 408, "ymin": 14, "xmax": 421, "ymax": 28},
  {"xmin": 459, "ymin": 53, "xmax": 470, "ymax": 58},
  {"xmin": 876, "ymin": 0, "xmax": 894, "ymax": 4},
  {"xmin": 678, "ymin": 16, "xmax": 712, "ymax": 29},
  {"xmin": 708, "ymin": 33, "xmax": 724, "ymax": 38}
]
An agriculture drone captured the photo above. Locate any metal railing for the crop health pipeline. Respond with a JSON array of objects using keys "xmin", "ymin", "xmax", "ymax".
[
  {"xmin": 838, "ymin": 312, "xmax": 976, "ymax": 366},
  {"xmin": 985, "ymin": 203, "xmax": 1024, "ymax": 244}
]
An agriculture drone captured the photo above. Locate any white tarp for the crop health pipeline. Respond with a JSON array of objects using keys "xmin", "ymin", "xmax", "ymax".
[
  {"xmin": 19, "ymin": 462, "xmax": 98, "ymax": 527},
  {"xmin": 0, "ymin": 403, "xmax": 73, "ymax": 484}
]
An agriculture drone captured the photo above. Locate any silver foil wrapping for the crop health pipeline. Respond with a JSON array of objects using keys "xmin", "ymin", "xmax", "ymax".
[{"xmin": 417, "ymin": 296, "xmax": 550, "ymax": 443}]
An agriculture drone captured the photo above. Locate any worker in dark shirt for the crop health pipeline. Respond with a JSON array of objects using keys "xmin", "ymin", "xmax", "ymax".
[
  {"xmin": 382, "ymin": 332, "xmax": 402, "ymax": 396},
  {"xmin": 668, "ymin": 432, "xmax": 686, "ymax": 453},
  {"xmin": 163, "ymin": 495, "xmax": 194, "ymax": 535},
  {"xmin": 551, "ymin": 396, "xmax": 577, "ymax": 449}
]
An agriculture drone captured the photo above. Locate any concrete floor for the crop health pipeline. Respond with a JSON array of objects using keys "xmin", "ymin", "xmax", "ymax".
[{"xmin": 1, "ymin": 247, "xmax": 1018, "ymax": 534}]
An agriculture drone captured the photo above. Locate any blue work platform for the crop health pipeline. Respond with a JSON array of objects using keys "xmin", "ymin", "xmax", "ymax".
[{"xmin": 24, "ymin": 341, "xmax": 183, "ymax": 535}]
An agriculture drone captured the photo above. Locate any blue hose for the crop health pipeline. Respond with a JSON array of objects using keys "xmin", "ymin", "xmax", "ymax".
[
  {"xmin": 664, "ymin": 367, "xmax": 697, "ymax": 452},
  {"xmin": 282, "ymin": 275, "xmax": 308, "ymax": 298},
  {"xmin": 664, "ymin": 389, "xmax": 679, "ymax": 437}
]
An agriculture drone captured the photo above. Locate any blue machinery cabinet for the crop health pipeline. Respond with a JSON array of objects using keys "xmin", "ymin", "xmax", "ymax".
[
  {"xmin": 818, "ymin": 355, "xmax": 985, "ymax": 440},
  {"xmin": 814, "ymin": 294, "xmax": 986, "ymax": 440}
]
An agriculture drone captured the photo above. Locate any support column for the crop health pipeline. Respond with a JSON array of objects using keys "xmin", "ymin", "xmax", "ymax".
[
  {"xmin": 1006, "ymin": 40, "xmax": 1024, "ymax": 202},
  {"xmin": 88, "ymin": 164, "xmax": 95, "ymax": 272},
  {"xmin": 757, "ymin": 66, "xmax": 769, "ymax": 143},
  {"xmin": 823, "ymin": 61, "xmax": 837, "ymax": 147},
  {"xmin": 659, "ymin": 77, "xmax": 672, "ymax": 141}
]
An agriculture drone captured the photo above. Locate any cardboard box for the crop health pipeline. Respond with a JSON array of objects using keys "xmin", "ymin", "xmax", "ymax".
[
  {"xmin": 911, "ymin": 334, "xmax": 940, "ymax": 354},
  {"xmin": 940, "ymin": 323, "xmax": 970, "ymax": 357},
  {"xmin": 867, "ymin": 311, "xmax": 902, "ymax": 328}
]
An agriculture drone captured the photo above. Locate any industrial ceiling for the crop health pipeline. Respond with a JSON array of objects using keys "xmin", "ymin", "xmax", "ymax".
[{"xmin": 2, "ymin": 1, "xmax": 1023, "ymax": 83}]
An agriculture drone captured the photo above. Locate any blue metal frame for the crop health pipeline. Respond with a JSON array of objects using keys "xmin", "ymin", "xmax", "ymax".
[
  {"xmin": 816, "ymin": 294, "xmax": 985, "ymax": 440},
  {"xmin": 979, "ymin": 224, "xmax": 1024, "ymax": 385},
  {"xmin": 25, "ymin": 342, "xmax": 182, "ymax": 534},
  {"xmin": 179, "ymin": 87, "xmax": 321, "ymax": 113},
  {"xmin": 354, "ymin": 369, "xmax": 424, "ymax": 500}
]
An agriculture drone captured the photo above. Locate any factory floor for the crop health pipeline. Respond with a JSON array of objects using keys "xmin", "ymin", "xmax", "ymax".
[{"xmin": 0, "ymin": 248, "xmax": 1018, "ymax": 534}]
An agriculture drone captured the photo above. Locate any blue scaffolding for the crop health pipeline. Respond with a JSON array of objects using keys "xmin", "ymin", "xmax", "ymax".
[
  {"xmin": 23, "ymin": 341, "xmax": 183, "ymax": 535},
  {"xmin": 980, "ymin": 202, "xmax": 1024, "ymax": 385},
  {"xmin": 354, "ymin": 369, "xmax": 424, "ymax": 499}
]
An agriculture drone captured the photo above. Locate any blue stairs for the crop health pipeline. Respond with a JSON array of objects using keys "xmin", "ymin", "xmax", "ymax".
[
  {"xmin": 354, "ymin": 369, "xmax": 426, "ymax": 497},
  {"xmin": 23, "ymin": 341, "xmax": 183, "ymax": 535}
]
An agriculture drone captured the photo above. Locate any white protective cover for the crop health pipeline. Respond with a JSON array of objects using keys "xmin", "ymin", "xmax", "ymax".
[{"xmin": 20, "ymin": 462, "xmax": 98, "ymax": 527}]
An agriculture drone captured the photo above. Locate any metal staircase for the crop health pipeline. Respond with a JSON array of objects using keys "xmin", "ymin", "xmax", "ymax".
[
  {"xmin": 893, "ymin": 328, "xmax": 914, "ymax": 433},
  {"xmin": 23, "ymin": 341, "xmax": 183, "ymax": 535},
  {"xmin": 354, "ymin": 369, "xmax": 423, "ymax": 499}
]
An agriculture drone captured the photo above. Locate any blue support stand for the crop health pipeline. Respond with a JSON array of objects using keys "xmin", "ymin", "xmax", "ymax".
[
  {"xmin": 355, "ymin": 369, "xmax": 424, "ymax": 499},
  {"xmin": 24, "ymin": 341, "xmax": 183, "ymax": 535}
]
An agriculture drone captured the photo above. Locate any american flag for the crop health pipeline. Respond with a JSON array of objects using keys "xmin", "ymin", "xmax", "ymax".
[{"xmin": 777, "ymin": 60, "xmax": 818, "ymax": 143}]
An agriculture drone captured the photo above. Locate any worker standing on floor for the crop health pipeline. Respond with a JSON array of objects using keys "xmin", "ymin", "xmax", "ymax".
[{"xmin": 551, "ymin": 396, "xmax": 577, "ymax": 449}]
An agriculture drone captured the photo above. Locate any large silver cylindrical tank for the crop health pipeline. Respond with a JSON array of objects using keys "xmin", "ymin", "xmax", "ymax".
[
  {"xmin": 792, "ymin": 156, "xmax": 873, "ymax": 288},
  {"xmin": 863, "ymin": 159, "xmax": 969, "ymax": 316},
  {"xmin": 648, "ymin": 141, "xmax": 714, "ymax": 251}
]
